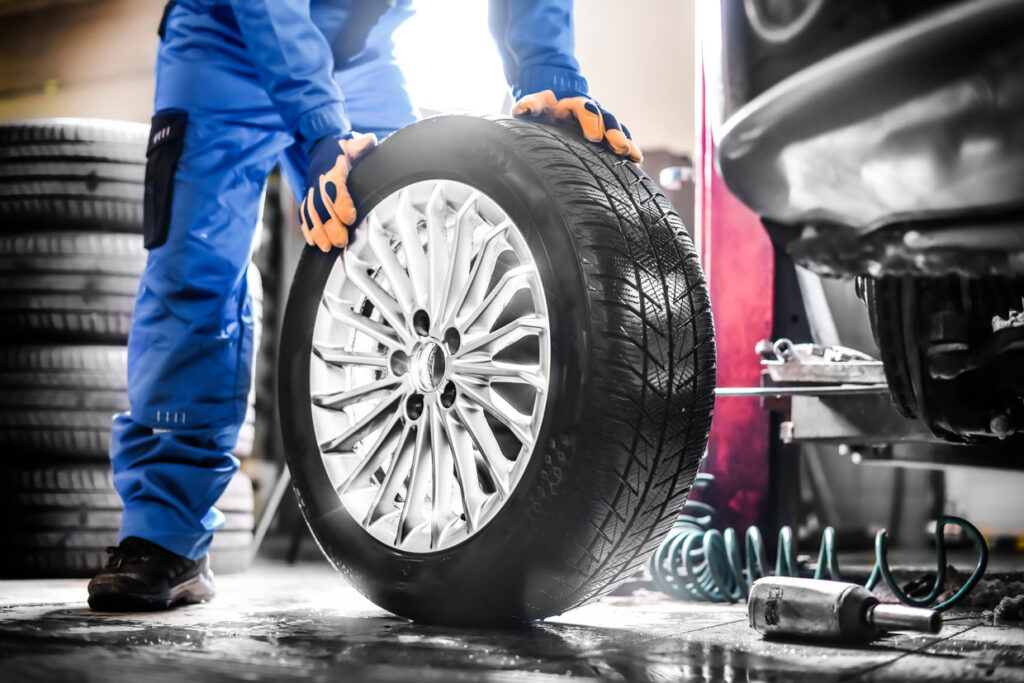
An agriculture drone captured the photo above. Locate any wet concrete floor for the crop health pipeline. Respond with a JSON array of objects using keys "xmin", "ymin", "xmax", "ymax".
[{"xmin": 1, "ymin": 561, "xmax": 1022, "ymax": 682}]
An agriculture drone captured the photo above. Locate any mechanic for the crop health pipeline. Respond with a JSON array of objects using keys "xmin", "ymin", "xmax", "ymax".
[{"xmin": 86, "ymin": 0, "xmax": 642, "ymax": 612}]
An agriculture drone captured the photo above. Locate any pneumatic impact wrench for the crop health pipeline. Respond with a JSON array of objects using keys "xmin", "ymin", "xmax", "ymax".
[{"xmin": 748, "ymin": 577, "xmax": 941, "ymax": 643}]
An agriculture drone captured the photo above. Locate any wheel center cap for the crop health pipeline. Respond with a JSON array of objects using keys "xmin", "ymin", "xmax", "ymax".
[{"xmin": 410, "ymin": 341, "xmax": 447, "ymax": 392}]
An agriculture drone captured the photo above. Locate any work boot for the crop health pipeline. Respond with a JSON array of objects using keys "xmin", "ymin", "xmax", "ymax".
[{"xmin": 87, "ymin": 536, "xmax": 215, "ymax": 612}]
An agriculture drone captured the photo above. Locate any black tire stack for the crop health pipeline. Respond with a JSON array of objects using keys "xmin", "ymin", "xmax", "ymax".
[{"xmin": 0, "ymin": 119, "xmax": 257, "ymax": 577}]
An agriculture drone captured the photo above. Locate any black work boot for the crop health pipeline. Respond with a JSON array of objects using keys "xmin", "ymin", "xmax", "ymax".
[{"xmin": 87, "ymin": 536, "xmax": 216, "ymax": 612}]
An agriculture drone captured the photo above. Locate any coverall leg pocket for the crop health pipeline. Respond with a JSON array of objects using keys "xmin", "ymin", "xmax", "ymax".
[{"xmin": 143, "ymin": 110, "xmax": 188, "ymax": 249}]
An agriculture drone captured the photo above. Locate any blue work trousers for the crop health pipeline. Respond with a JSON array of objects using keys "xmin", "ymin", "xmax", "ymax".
[{"xmin": 110, "ymin": 2, "xmax": 416, "ymax": 559}]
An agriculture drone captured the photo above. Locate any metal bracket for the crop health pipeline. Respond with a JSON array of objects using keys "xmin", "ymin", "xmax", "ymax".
[
  {"xmin": 715, "ymin": 337, "xmax": 888, "ymax": 397},
  {"xmin": 716, "ymin": 337, "xmax": 1024, "ymax": 470}
]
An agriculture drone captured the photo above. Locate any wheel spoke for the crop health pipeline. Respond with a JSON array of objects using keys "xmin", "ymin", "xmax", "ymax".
[
  {"xmin": 455, "ymin": 379, "xmax": 534, "ymax": 448},
  {"xmin": 368, "ymin": 212, "xmax": 416, "ymax": 321},
  {"xmin": 344, "ymin": 253, "xmax": 412, "ymax": 345},
  {"xmin": 322, "ymin": 293, "xmax": 402, "ymax": 350},
  {"xmin": 459, "ymin": 265, "xmax": 533, "ymax": 333},
  {"xmin": 428, "ymin": 399, "xmax": 455, "ymax": 546},
  {"xmin": 396, "ymin": 189, "xmax": 430, "ymax": 309},
  {"xmin": 451, "ymin": 363, "xmax": 546, "ymax": 390},
  {"xmin": 425, "ymin": 183, "xmax": 450, "ymax": 326},
  {"xmin": 319, "ymin": 386, "xmax": 405, "ymax": 453},
  {"xmin": 436, "ymin": 192, "xmax": 481, "ymax": 331},
  {"xmin": 396, "ymin": 416, "xmax": 433, "ymax": 546},
  {"xmin": 312, "ymin": 376, "xmax": 400, "ymax": 411},
  {"xmin": 312, "ymin": 343, "xmax": 389, "ymax": 369},
  {"xmin": 338, "ymin": 410, "xmax": 404, "ymax": 493},
  {"xmin": 441, "ymin": 406, "xmax": 491, "ymax": 531},
  {"xmin": 453, "ymin": 400, "xmax": 510, "ymax": 498},
  {"xmin": 457, "ymin": 316, "xmax": 546, "ymax": 358},
  {"xmin": 446, "ymin": 221, "xmax": 511, "ymax": 327},
  {"xmin": 364, "ymin": 422, "xmax": 415, "ymax": 526}
]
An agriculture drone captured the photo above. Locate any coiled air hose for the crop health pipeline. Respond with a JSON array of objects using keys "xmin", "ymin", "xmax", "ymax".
[{"xmin": 650, "ymin": 474, "xmax": 989, "ymax": 611}]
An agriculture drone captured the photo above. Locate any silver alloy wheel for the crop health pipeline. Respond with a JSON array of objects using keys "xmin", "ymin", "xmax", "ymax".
[{"xmin": 309, "ymin": 180, "xmax": 551, "ymax": 553}]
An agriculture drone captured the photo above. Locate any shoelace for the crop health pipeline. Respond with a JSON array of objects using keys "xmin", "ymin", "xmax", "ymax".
[{"xmin": 105, "ymin": 537, "xmax": 156, "ymax": 569}]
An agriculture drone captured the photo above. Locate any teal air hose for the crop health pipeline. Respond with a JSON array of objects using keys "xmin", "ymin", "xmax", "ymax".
[{"xmin": 649, "ymin": 474, "xmax": 989, "ymax": 611}]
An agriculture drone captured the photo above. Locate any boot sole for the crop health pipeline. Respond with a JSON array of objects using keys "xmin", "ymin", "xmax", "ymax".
[{"xmin": 88, "ymin": 569, "xmax": 216, "ymax": 612}]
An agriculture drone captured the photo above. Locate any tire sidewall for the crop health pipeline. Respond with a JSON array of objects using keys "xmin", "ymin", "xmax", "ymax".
[{"xmin": 279, "ymin": 117, "xmax": 596, "ymax": 624}]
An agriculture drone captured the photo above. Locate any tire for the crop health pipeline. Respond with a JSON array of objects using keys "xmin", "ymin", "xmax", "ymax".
[
  {"xmin": 0, "ymin": 231, "xmax": 144, "ymax": 343},
  {"xmin": 3, "ymin": 531, "xmax": 253, "ymax": 578},
  {"xmin": 0, "ymin": 119, "xmax": 146, "ymax": 232},
  {"xmin": 278, "ymin": 116, "xmax": 716, "ymax": 625},
  {"xmin": 8, "ymin": 511, "xmax": 254, "ymax": 532},
  {"xmin": 865, "ymin": 277, "xmax": 917, "ymax": 419},
  {"xmin": 866, "ymin": 275, "xmax": 1024, "ymax": 441},
  {"xmin": 0, "ymin": 118, "xmax": 148, "ymax": 162},
  {"xmin": 0, "ymin": 345, "xmax": 256, "ymax": 460},
  {"xmin": 0, "ymin": 343, "xmax": 126, "ymax": 458},
  {"xmin": 208, "ymin": 531, "xmax": 255, "ymax": 575},
  {"xmin": 2, "ymin": 462, "xmax": 254, "ymax": 511},
  {"xmin": 1, "ymin": 464, "xmax": 254, "ymax": 578},
  {"xmin": 0, "ymin": 232, "xmax": 145, "ymax": 278}
]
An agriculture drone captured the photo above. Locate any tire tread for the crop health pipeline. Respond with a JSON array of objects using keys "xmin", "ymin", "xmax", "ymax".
[{"xmin": 493, "ymin": 118, "xmax": 716, "ymax": 614}]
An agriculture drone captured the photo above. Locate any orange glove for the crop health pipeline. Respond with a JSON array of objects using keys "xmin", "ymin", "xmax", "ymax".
[
  {"xmin": 513, "ymin": 90, "xmax": 643, "ymax": 163},
  {"xmin": 299, "ymin": 132, "xmax": 377, "ymax": 252}
]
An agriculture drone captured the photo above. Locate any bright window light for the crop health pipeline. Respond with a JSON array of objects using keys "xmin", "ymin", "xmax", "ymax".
[{"xmin": 394, "ymin": 0, "xmax": 510, "ymax": 115}]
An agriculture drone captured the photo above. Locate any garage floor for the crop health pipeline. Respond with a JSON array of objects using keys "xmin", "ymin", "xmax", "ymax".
[{"xmin": 2, "ymin": 562, "xmax": 1022, "ymax": 682}]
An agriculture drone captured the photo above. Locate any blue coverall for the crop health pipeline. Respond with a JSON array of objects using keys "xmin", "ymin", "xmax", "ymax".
[{"xmin": 112, "ymin": 0, "xmax": 590, "ymax": 560}]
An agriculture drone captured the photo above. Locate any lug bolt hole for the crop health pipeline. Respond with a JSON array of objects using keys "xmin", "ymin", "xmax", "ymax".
[
  {"xmin": 413, "ymin": 310, "xmax": 430, "ymax": 336},
  {"xmin": 390, "ymin": 350, "xmax": 410, "ymax": 376},
  {"xmin": 406, "ymin": 393, "xmax": 425, "ymax": 421},
  {"xmin": 440, "ymin": 381, "xmax": 457, "ymax": 408},
  {"xmin": 444, "ymin": 327, "xmax": 461, "ymax": 354}
]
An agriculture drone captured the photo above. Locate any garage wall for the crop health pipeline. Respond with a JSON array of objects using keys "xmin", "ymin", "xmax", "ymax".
[
  {"xmin": 575, "ymin": 0, "xmax": 696, "ymax": 156},
  {"xmin": 0, "ymin": 0, "xmax": 161, "ymax": 124},
  {"xmin": 0, "ymin": 0, "xmax": 697, "ymax": 156}
]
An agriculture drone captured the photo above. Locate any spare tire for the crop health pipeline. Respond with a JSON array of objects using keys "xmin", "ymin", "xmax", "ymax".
[
  {"xmin": 0, "ymin": 345, "xmax": 128, "ymax": 459},
  {"xmin": 278, "ymin": 116, "xmax": 716, "ymax": 625},
  {"xmin": 0, "ymin": 119, "xmax": 146, "ymax": 232},
  {"xmin": 0, "ymin": 464, "xmax": 255, "ymax": 578},
  {"xmin": 0, "ymin": 344, "xmax": 257, "ymax": 460},
  {"xmin": 0, "ymin": 231, "xmax": 144, "ymax": 343}
]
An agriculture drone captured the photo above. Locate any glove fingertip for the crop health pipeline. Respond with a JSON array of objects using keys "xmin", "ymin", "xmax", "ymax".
[
  {"xmin": 314, "ymin": 230, "xmax": 332, "ymax": 253},
  {"xmin": 299, "ymin": 223, "xmax": 315, "ymax": 247},
  {"xmin": 346, "ymin": 133, "xmax": 377, "ymax": 161},
  {"xmin": 582, "ymin": 121, "xmax": 605, "ymax": 143},
  {"xmin": 604, "ymin": 129, "xmax": 629, "ymax": 154},
  {"xmin": 625, "ymin": 138, "xmax": 644, "ymax": 162},
  {"xmin": 323, "ymin": 219, "xmax": 349, "ymax": 249}
]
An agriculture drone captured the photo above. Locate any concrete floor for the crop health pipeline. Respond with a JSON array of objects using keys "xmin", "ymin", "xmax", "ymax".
[{"xmin": 1, "ymin": 561, "xmax": 1022, "ymax": 682}]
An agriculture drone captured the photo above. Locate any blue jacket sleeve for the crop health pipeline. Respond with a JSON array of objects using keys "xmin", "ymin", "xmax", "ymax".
[
  {"xmin": 488, "ymin": 0, "xmax": 589, "ymax": 100},
  {"xmin": 228, "ymin": 0, "xmax": 351, "ymax": 148}
]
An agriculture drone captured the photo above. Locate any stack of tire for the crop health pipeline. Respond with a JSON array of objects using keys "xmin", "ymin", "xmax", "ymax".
[{"xmin": 0, "ymin": 119, "xmax": 257, "ymax": 577}]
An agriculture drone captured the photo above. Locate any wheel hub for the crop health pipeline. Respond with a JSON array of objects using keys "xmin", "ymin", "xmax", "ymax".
[{"xmin": 410, "ymin": 340, "xmax": 447, "ymax": 393}]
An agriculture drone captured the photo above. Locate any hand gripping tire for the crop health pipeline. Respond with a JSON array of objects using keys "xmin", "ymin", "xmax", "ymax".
[{"xmin": 278, "ymin": 116, "xmax": 716, "ymax": 625}]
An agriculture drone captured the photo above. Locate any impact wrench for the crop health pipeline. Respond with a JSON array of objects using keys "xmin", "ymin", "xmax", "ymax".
[{"xmin": 748, "ymin": 576, "xmax": 941, "ymax": 643}]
